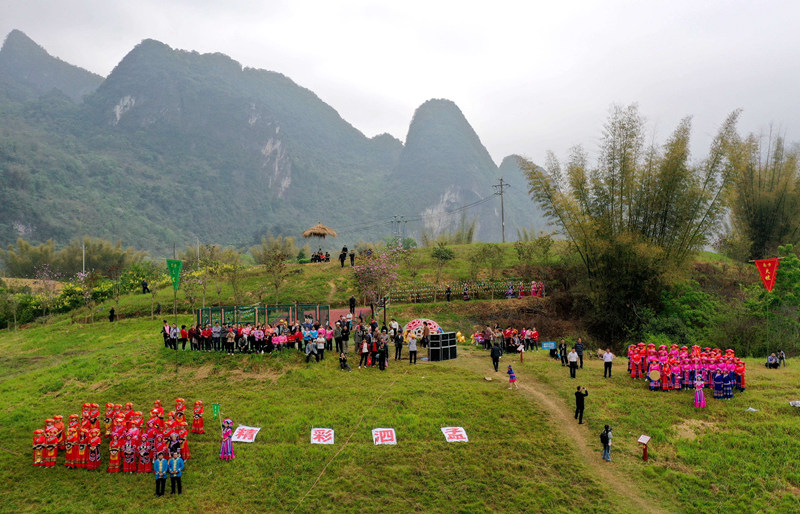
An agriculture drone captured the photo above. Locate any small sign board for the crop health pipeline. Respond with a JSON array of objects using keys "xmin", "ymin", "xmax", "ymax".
[
  {"xmin": 541, "ymin": 341, "xmax": 557, "ymax": 350},
  {"xmin": 372, "ymin": 428, "xmax": 397, "ymax": 445},
  {"xmin": 311, "ymin": 428, "xmax": 335, "ymax": 445},
  {"xmin": 441, "ymin": 426, "xmax": 469, "ymax": 442},
  {"xmin": 637, "ymin": 434, "xmax": 651, "ymax": 445},
  {"xmin": 232, "ymin": 425, "xmax": 261, "ymax": 443}
]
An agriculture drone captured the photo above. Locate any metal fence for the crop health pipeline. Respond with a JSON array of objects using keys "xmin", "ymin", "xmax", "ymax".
[
  {"xmin": 195, "ymin": 304, "xmax": 330, "ymax": 327},
  {"xmin": 388, "ymin": 279, "xmax": 546, "ymax": 303}
]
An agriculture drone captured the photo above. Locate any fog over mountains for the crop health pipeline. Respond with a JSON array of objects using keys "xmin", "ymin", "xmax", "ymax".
[{"xmin": 0, "ymin": 30, "xmax": 545, "ymax": 254}]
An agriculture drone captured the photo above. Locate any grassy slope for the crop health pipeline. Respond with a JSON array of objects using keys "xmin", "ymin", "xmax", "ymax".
[
  {"xmin": 1, "ymin": 318, "xmax": 612, "ymax": 513},
  {"xmin": 5, "ymin": 248, "xmax": 798, "ymax": 512},
  {"xmin": 516, "ymin": 350, "xmax": 800, "ymax": 512},
  {"xmin": 98, "ymin": 242, "xmax": 526, "ymax": 319}
]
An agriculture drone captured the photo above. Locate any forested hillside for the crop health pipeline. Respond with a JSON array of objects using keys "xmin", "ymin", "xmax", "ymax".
[{"xmin": 0, "ymin": 31, "xmax": 542, "ymax": 255}]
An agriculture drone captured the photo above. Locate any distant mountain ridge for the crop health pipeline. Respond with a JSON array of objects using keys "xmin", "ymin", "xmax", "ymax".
[
  {"xmin": 0, "ymin": 30, "xmax": 103, "ymax": 103},
  {"xmin": 0, "ymin": 30, "xmax": 544, "ymax": 255}
]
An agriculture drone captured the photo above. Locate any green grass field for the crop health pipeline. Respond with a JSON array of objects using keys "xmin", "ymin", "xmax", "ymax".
[{"xmin": 3, "ymin": 312, "xmax": 800, "ymax": 513}]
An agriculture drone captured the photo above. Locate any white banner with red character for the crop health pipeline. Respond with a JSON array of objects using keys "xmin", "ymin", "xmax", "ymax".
[{"xmin": 231, "ymin": 425, "xmax": 261, "ymax": 443}]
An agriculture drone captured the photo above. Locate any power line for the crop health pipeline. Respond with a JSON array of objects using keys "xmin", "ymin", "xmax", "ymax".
[{"xmin": 334, "ymin": 195, "xmax": 495, "ymax": 234}]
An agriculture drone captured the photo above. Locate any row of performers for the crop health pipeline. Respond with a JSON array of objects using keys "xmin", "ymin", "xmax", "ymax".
[
  {"xmin": 627, "ymin": 343, "xmax": 746, "ymax": 392},
  {"xmin": 32, "ymin": 399, "xmax": 204, "ymax": 469},
  {"xmin": 505, "ymin": 281, "xmax": 546, "ymax": 299}
]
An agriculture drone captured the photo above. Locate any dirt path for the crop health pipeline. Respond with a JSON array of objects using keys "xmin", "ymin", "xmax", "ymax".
[
  {"xmin": 326, "ymin": 279, "xmax": 337, "ymax": 305},
  {"xmin": 456, "ymin": 352, "xmax": 667, "ymax": 514}
]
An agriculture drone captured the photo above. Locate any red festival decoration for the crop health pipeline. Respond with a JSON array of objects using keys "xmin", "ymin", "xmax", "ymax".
[{"xmin": 754, "ymin": 258, "xmax": 779, "ymax": 292}]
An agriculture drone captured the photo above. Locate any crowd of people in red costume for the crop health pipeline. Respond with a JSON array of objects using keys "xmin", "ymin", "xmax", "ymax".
[
  {"xmin": 627, "ymin": 343, "xmax": 746, "ymax": 399},
  {"xmin": 32, "ymin": 398, "xmax": 205, "ymax": 470}
]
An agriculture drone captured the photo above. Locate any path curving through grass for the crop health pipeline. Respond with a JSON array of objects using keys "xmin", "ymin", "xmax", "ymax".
[{"xmin": 455, "ymin": 350, "xmax": 668, "ymax": 514}]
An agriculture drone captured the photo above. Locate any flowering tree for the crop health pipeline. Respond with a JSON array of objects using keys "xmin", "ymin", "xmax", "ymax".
[
  {"xmin": 75, "ymin": 270, "xmax": 94, "ymax": 323},
  {"xmin": 33, "ymin": 263, "xmax": 60, "ymax": 319},
  {"xmin": 352, "ymin": 248, "xmax": 402, "ymax": 306}
]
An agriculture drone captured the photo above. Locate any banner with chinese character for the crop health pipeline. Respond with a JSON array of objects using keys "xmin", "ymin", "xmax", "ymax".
[
  {"xmin": 166, "ymin": 259, "xmax": 183, "ymax": 291},
  {"xmin": 371, "ymin": 428, "xmax": 397, "ymax": 445},
  {"xmin": 232, "ymin": 425, "xmax": 261, "ymax": 443},
  {"xmin": 212, "ymin": 403, "xmax": 221, "ymax": 419},
  {"xmin": 754, "ymin": 258, "xmax": 779, "ymax": 292},
  {"xmin": 310, "ymin": 428, "xmax": 335, "ymax": 445},
  {"xmin": 441, "ymin": 426, "xmax": 469, "ymax": 442}
]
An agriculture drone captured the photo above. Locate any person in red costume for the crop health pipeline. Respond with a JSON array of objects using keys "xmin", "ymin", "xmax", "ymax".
[
  {"xmin": 177, "ymin": 421, "xmax": 190, "ymax": 460},
  {"xmin": 67, "ymin": 413, "xmax": 79, "ymax": 435},
  {"xmin": 65, "ymin": 424, "xmax": 79, "ymax": 468},
  {"xmin": 174, "ymin": 398, "xmax": 186, "ymax": 423},
  {"xmin": 76, "ymin": 427, "xmax": 89, "ymax": 469},
  {"xmin": 153, "ymin": 400, "xmax": 164, "ymax": 427},
  {"xmin": 735, "ymin": 359, "xmax": 747, "ymax": 392},
  {"xmin": 44, "ymin": 418, "xmax": 58, "ymax": 467},
  {"xmin": 107, "ymin": 433, "xmax": 122, "ymax": 473},
  {"xmin": 148, "ymin": 409, "xmax": 160, "ymax": 429},
  {"xmin": 166, "ymin": 411, "xmax": 177, "ymax": 431},
  {"xmin": 191, "ymin": 400, "xmax": 205, "ymax": 434},
  {"xmin": 154, "ymin": 432, "xmax": 168, "ymax": 462},
  {"xmin": 122, "ymin": 434, "xmax": 136, "ymax": 473},
  {"xmin": 137, "ymin": 432, "xmax": 153, "ymax": 473},
  {"xmin": 122, "ymin": 402, "xmax": 135, "ymax": 423},
  {"xmin": 87, "ymin": 428, "xmax": 102, "ymax": 470},
  {"xmin": 144, "ymin": 417, "xmax": 159, "ymax": 462},
  {"xmin": 32, "ymin": 429, "xmax": 45, "ymax": 467},
  {"xmin": 111, "ymin": 415, "xmax": 126, "ymax": 441},
  {"xmin": 133, "ymin": 411, "xmax": 144, "ymax": 429},
  {"xmin": 89, "ymin": 403, "xmax": 101, "ymax": 431},
  {"xmin": 53, "ymin": 414, "xmax": 66, "ymax": 451},
  {"xmin": 80, "ymin": 403, "xmax": 91, "ymax": 431},
  {"xmin": 127, "ymin": 424, "xmax": 141, "ymax": 449},
  {"xmin": 103, "ymin": 403, "xmax": 115, "ymax": 438}
]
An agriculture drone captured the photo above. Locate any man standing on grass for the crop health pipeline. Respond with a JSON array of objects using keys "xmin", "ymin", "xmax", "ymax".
[
  {"xmin": 575, "ymin": 337, "xmax": 585, "ymax": 369},
  {"xmin": 168, "ymin": 450, "xmax": 184, "ymax": 495},
  {"xmin": 212, "ymin": 322, "xmax": 222, "ymax": 352},
  {"xmin": 575, "ymin": 386, "xmax": 588, "ymax": 424},
  {"xmin": 349, "ymin": 295, "xmax": 356, "ymax": 315},
  {"xmin": 601, "ymin": 425, "xmax": 612, "ymax": 461},
  {"xmin": 568, "ymin": 347, "xmax": 579, "ymax": 378},
  {"xmin": 603, "ymin": 348, "xmax": 614, "ymax": 378},
  {"xmin": 153, "ymin": 452, "xmax": 168, "ymax": 497},
  {"xmin": 490, "ymin": 342, "xmax": 502, "ymax": 372},
  {"xmin": 422, "ymin": 321, "xmax": 430, "ymax": 349},
  {"xmin": 334, "ymin": 322, "xmax": 343, "ymax": 354}
]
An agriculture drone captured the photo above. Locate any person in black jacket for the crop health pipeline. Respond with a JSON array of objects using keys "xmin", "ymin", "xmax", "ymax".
[
  {"xmin": 349, "ymin": 295, "xmax": 356, "ymax": 315},
  {"xmin": 490, "ymin": 342, "xmax": 502, "ymax": 372},
  {"xmin": 575, "ymin": 386, "xmax": 588, "ymax": 424},
  {"xmin": 339, "ymin": 251, "xmax": 346, "ymax": 268}
]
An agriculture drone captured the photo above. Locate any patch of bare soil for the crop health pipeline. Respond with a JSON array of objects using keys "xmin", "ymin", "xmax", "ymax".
[
  {"xmin": 229, "ymin": 367, "xmax": 285, "ymax": 384},
  {"xmin": 193, "ymin": 363, "xmax": 215, "ymax": 380},
  {"xmin": 675, "ymin": 419, "xmax": 715, "ymax": 440}
]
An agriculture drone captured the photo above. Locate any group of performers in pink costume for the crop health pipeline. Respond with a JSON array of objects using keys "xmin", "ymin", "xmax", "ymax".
[
  {"xmin": 32, "ymin": 398, "xmax": 204, "ymax": 471},
  {"xmin": 504, "ymin": 281, "xmax": 546, "ymax": 299},
  {"xmin": 627, "ymin": 343, "xmax": 746, "ymax": 407}
]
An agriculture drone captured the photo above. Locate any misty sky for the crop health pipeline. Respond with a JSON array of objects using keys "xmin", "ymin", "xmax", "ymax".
[{"xmin": 2, "ymin": 0, "xmax": 798, "ymax": 167}]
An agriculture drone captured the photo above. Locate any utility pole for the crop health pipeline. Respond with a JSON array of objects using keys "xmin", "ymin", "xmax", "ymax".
[
  {"xmin": 492, "ymin": 178, "xmax": 509, "ymax": 243},
  {"xmin": 82, "ymin": 240, "xmax": 85, "ymax": 273}
]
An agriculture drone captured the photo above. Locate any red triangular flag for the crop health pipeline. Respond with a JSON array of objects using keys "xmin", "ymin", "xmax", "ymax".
[{"xmin": 754, "ymin": 258, "xmax": 779, "ymax": 292}]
